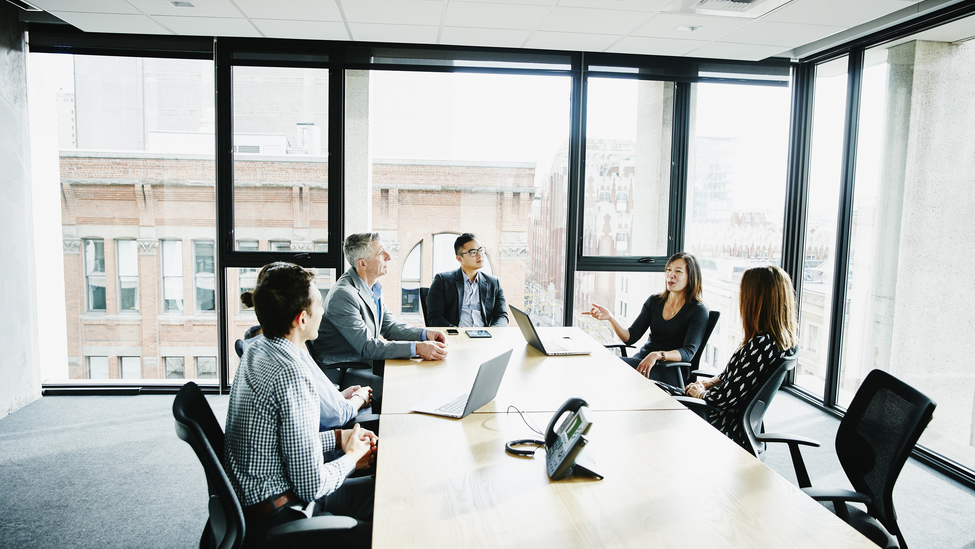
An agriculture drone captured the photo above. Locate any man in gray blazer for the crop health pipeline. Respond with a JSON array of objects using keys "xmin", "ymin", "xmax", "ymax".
[
  {"xmin": 426, "ymin": 233, "xmax": 509, "ymax": 328},
  {"xmin": 311, "ymin": 233, "xmax": 448, "ymax": 391}
]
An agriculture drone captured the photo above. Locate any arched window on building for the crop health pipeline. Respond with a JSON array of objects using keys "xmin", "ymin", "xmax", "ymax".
[
  {"xmin": 401, "ymin": 233, "xmax": 495, "ymax": 317},
  {"xmin": 615, "ymin": 231, "xmax": 628, "ymax": 254},
  {"xmin": 401, "ymin": 242, "xmax": 422, "ymax": 314},
  {"xmin": 598, "ymin": 190, "xmax": 611, "ymax": 203},
  {"xmin": 616, "ymin": 191, "xmax": 628, "ymax": 212}
]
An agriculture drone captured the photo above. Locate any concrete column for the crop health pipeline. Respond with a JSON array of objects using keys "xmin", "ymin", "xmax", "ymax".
[
  {"xmin": 345, "ymin": 70, "xmax": 371, "ymax": 240},
  {"xmin": 0, "ymin": 5, "xmax": 41, "ymax": 417},
  {"xmin": 633, "ymin": 80, "xmax": 673, "ymax": 255}
]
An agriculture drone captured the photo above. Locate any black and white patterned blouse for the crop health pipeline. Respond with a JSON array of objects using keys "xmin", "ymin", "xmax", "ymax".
[
  {"xmin": 225, "ymin": 336, "xmax": 355, "ymax": 507},
  {"xmin": 701, "ymin": 334, "xmax": 793, "ymax": 452}
]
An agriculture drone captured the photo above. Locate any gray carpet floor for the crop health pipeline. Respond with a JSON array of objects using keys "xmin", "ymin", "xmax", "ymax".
[{"xmin": 0, "ymin": 391, "xmax": 973, "ymax": 548}]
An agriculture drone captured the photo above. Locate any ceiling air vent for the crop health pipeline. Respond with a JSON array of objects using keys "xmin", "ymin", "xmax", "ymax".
[{"xmin": 663, "ymin": 0, "xmax": 793, "ymax": 18}]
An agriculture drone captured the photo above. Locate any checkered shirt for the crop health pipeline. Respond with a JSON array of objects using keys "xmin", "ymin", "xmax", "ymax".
[{"xmin": 225, "ymin": 336, "xmax": 355, "ymax": 507}]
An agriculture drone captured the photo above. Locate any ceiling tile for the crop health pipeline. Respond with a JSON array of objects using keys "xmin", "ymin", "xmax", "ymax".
[
  {"xmin": 448, "ymin": 0, "xmax": 554, "ymax": 5},
  {"xmin": 540, "ymin": 6, "xmax": 654, "ymax": 34},
  {"xmin": 444, "ymin": 2, "xmax": 551, "ymax": 30},
  {"xmin": 151, "ymin": 15, "xmax": 263, "ymax": 36},
  {"xmin": 631, "ymin": 13, "xmax": 750, "ymax": 41},
  {"xmin": 234, "ymin": 0, "xmax": 342, "ymax": 21},
  {"xmin": 556, "ymin": 0, "xmax": 670, "ymax": 12},
  {"xmin": 440, "ymin": 26, "xmax": 533, "ymax": 48},
  {"xmin": 525, "ymin": 30, "xmax": 618, "ymax": 51},
  {"xmin": 685, "ymin": 41, "xmax": 790, "ymax": 61},
  {"xmin": 28, "ymin": 0, "xmax": 141, "ymax": 13},
  {"xmin": 48, "ymin": 12, "xmax": 171, "ymax": 33},
  {"xmin": 348, "ymin": 23, "xmax": 440, "ymax": 43},
  {"xmin": 607, "ymin": 36, "xmax": 709, "ymax": 56},
  {"xmin": 126, "ymin": 0, "xmax": 242, "ymax": 18},
  {"xmin": 762, "ymin": 0, "xmax": 907, "ymax": 28},
  {"xmin": 340, "ymin": 0, "xmax": 444, "ymax": 25},
  {"xmin": 719, "ymin": 20, "xmax": 845, "ymax": 47},
  {"xmin": 251, "ymin": 19, "xmax": 350, "ymax": 40}
]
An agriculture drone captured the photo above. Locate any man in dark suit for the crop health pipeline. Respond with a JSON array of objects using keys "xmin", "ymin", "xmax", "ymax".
[{"xmin": 426, "ymin": 233, "xmax": 509, "ymax": 328}]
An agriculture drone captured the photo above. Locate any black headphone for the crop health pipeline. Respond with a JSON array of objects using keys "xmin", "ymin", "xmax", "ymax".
[{"xmin": 505, "ymin": 439, "xmax": 545, "ymax": 457}]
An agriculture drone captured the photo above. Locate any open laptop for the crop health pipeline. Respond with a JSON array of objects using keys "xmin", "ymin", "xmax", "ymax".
[
  {"xmin": 509, "ymin": 305, "xmax": 592, "ymax": 356},
  {"xmin": 412, "ymin": 349, "xmax": 513, "ymax": 418}
]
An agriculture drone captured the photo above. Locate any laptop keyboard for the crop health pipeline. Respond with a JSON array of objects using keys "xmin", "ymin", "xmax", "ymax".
[
  {"xmin": 436, "ymin": 394, "xmax": 468, "ymax": 415},
  {"xmin": 543, "ymin": 339, "xmax": 573, "ymax": 354}
]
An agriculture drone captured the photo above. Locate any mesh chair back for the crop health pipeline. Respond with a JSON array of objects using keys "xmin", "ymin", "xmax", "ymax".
[
  {"xmin": 743, "ymin": 352, "xmax": 798, "ymax": 457},
  {"xmin": 174, "ymin": 382, "xmax": 245, "ymax": 549},
  {"xmin": 691, "ymin": 311, "xmax": 721, "ymax": 370},
  {"xmin": 836, "ymin": 370, "xmax": 935, "ymax": 543},
  {"xmin": 419, "ymin": 287, "xmax": 430, "ymax": 326}
]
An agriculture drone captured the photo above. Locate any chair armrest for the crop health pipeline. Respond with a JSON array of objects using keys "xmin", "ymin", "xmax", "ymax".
[
  {"xmin": 344, "ymin": 412, "xmax": 380, "ymax": 432},
  {"xmin": 604, "ymin": 343, "xmax": 635, "ymax": 357},
  {"xmin": 673, "ymin": 396, "xmax": 715, "ymax": 421},
  {"xmin": 268, "ymin": 515, "xmax": 357, "ymax": 537},
  {"xmin": 755, "ymin": 432, "xmax": 820, "ymax": 447},
  {"xmin": 801, "ymin": 488, "xmax": 872, "ymax": 522},
  {"xmin": 322, "ymin": 361, "xmax": 371, "ymax": 371},
  {"xmin": 689, "ymin": 369, "xmax": 717, "ymax": 380},
  {"xmin": 802, "ymin": 487, "xmax": 871, "ymax": 505},
  {"xmin": 660, "ymin": 361, "xmax": 690, "ymax": 369},
  {"xmin": 756, "ymin": 433, "xmax": 821, "ymax": 489}
]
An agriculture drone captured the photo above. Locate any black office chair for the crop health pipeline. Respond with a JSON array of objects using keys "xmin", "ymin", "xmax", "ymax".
[
  {"xmin": 675, "ymin": 351, "xmax": 798, "ymax": 458},
  {"xmin": 172, "ymin": 382, "xmax": 356, "ymax": 549},
  {"xmin": 607, "ymin": 311, "xmax": 720, "ymax": 386},
  {"xmin": 761, "ymin": 369, "xmax": 936, "ymax": 549},
  {"xmin": 419, "ymin": 286, "xmax": 430, "ymax": 327}
]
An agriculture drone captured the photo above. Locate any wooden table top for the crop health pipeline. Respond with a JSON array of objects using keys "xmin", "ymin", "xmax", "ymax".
[
  {"xmin": 373, "ymin": 410, "xmax": 876, "ymax": 549},
  {"xmin": 381, "ymin": 327, "xmax": 684, "ymax": 414}
]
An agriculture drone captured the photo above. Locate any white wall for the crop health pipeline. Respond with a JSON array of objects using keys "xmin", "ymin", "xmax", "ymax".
[{"xmin": 0, "ymin": 6, "xmax": 42, "ymax": 418}]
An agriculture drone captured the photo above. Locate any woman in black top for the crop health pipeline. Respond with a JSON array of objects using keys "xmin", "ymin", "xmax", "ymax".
[
  {"xmin": 683, "ymin": 265, "xmax": 799, "ymax": 451},
  {"xmin": 586, "ymin": 252, "xmax": 709, "ymax": 387}
]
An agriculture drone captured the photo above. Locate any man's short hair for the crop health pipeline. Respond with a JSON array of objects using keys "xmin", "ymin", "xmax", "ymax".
[
  {"xmin": 345, "ymin": 232, "xmax": 381, "ymax": 268},
  {"xmin": 454, "ymin": 233, "xmax": 477, "ymax": 255},
  {"xmin": 245, "ymin": 262, "xmax": 315, "ymax": 339}
]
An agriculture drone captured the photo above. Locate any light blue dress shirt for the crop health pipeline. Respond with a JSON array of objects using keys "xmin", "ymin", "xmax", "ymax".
[{"xmin": 460, "ymin": 272, "xmax": 485, "ymax": 327}]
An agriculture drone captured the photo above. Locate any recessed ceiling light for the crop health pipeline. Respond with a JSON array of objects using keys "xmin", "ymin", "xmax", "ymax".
[
  {"xmin": 675, "ymin": 25, "xmax": 703, "ymax": 32},
  {"xmin": 168, "ymin": 1, "xmax": 196, "ymax": 7}
]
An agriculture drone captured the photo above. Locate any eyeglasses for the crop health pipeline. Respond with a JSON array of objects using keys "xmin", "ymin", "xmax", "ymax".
[{"xmin": 461, "ymin": 247, "xmax": 485, "ymax": 257}]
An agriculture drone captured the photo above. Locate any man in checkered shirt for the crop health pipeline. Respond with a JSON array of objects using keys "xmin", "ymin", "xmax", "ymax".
[{"xmin": 225, "ymin": 262, "xmax": 376, "ymax": 548}]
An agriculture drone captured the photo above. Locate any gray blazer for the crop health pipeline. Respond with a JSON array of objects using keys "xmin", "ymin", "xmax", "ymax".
[{"xmin": 310, "ymin": 267, "xmax": 424, "ymax": 366}]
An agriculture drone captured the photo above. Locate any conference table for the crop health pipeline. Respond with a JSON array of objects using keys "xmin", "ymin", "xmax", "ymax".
[{"xmin": 373, "ymin": 326, "xmax": 875, "ymax": 548}]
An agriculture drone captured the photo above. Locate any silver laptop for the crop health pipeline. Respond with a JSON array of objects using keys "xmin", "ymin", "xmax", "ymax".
[
  {"xmin": 412, "ymin": 349, "xmax": 513, "ymax": 418},
  {"xmin": 509, "ymin": 305, "xmax": 591, "ymax": 356}
]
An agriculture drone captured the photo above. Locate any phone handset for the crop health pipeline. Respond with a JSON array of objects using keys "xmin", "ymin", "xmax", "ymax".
[{"xmin": 544, "ymin": 397, "xmax": 599, "ymax": 480}]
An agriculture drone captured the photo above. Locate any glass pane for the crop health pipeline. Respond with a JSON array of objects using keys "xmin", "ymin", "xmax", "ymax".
[
  {"xmin": 120, "ymin": 356, "xmax": 141, "ymax": 379},
  {"xmin": 164, "ymin": 357, "xmax": 185, "ymax": 379},
  {"xmin": 232, "ymin": 66, "xmax": 329, "ymax": 254},
  {"xmin": 31, "ymin": 53, "xmax": 217, "ymax": 383},
  {"xmin": 794, "ymin": 56, "xmax": 849, "ymax": 400},
  {"xmin": 354, "ymin": 70, "xmax": 569, "ymax": 326},
  {"xmin": 684, "ymin": 81, "xmax": 791, "ymax": 371},
  {"xmin": 841, "ymin": 31, "xmax": 975, "ymax": 470},
  {"xmin": 196, "ymin": 357, "xmax": 217, "ymax": 379},
  {"xmin": 117, "ymin": 240, "xmax": 139, "ymax": 311},
  {"xmin": 583, "ymin": 78, "xmax": 672, "ymax": 257},
  {"xmin": 161, "ymin": 240, "xmax": 184, "ymax": 313},
  {"xmin": 88, "ymin": 356, "xmax": 109, "ymax": 379},
  {"xmin": 573, "ymin": 271, "xmax": 664, "ymax": 349},
  {"xmin": 194, "ymin": 241, "xmax": 215, "ymax": 312}
]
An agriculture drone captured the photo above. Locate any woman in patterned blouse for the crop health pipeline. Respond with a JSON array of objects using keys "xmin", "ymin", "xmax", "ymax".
[{"xmin": 683, "ymin": 265, "xmax": 799, "ymax": 452}]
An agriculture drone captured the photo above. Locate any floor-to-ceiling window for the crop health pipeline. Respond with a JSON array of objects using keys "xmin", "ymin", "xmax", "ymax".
[
  {"xmin": 683, "ymin": 81, "xmax": 792, "ymax": 372},
  {"xmin": 31, "ymin": 53, "xmax": 217, "ymax": 384}
]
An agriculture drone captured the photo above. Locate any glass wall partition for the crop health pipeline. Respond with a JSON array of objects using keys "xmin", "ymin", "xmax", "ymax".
[
  {"xmin": 793, "ymin": 56, "xmax": 850, "ymax": 400},
  {"xmin": 837, "ymin": 25, "xmax": 975, "ymax": 470},
  {"xmin": 683, "ymin": 81, "xmax": 792, "ymax": 372},
  {"xmin": 32, "ymin": 52, "xmax": 217, "ymax": 384},
  {"xmin": 351, "ymin": 69, "xmax": 571, "ymax": 327}
]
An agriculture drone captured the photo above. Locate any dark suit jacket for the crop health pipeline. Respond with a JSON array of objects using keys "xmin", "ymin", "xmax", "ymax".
[{"xmin": 426, "ymin": 268, "xmax": 508, "ymax": 327}]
